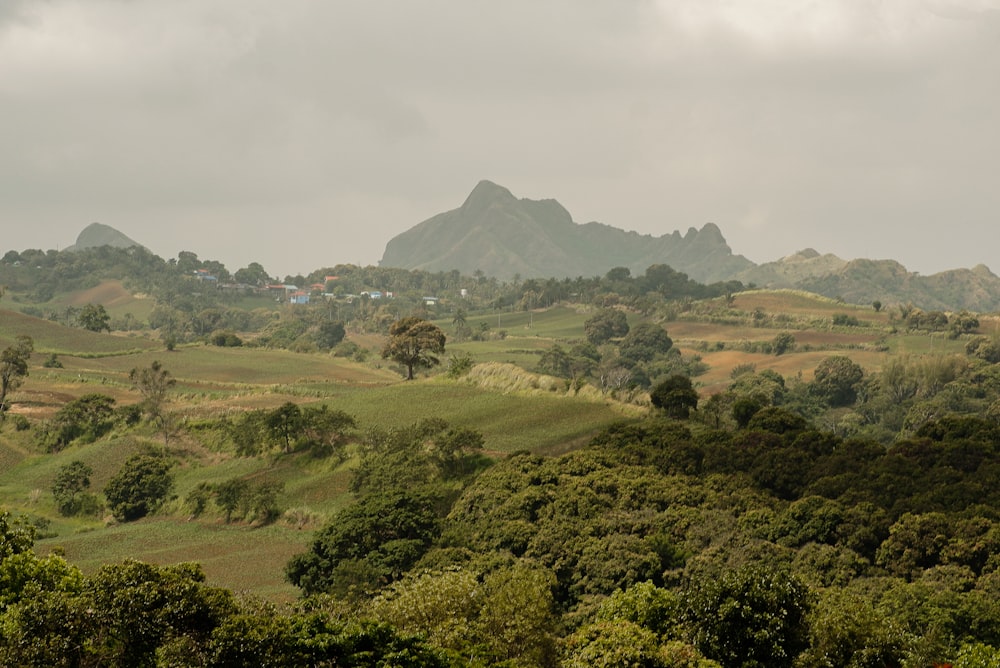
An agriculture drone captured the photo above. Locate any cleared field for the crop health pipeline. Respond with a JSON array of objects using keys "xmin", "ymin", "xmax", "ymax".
[
  {"xmin": 731, "ymin": 290, "xmax": 889, "ymax": 321},
  {"xmin": 62, "ymin": 279, "xmax": 156, "ymax": 321},
  {"xmin": 668, "ymin": 321, "xmax": 881, "ymax": 346},
  {"xmin": 693, "ymin": 348, "xmax": 890, "ymax": 394}
]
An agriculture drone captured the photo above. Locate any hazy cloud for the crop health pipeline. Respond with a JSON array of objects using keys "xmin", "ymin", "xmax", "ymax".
[{"xmin": 2, "ymin": 0, "xmax": 998, "ymax": 277}]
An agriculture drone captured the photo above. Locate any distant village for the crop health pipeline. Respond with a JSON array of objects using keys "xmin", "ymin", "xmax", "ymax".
[{"xmin": 193, "ymin": 269, "xmax": 445, "ymax": 307}]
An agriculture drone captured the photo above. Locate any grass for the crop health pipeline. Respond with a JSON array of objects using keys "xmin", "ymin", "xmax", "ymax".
[
  {"xmin": 36, "ymin": 518, "xmax": 310, "ymax": 601},
  {"xmin": 438, "ymin": 305, "xmax": 591, "ymax": 340},
  {"xmin": 1, "ymin": 308, "xmax": 160, "ymax": 355},
  {"xmin": 306, "ymin": 376, "xmax": 629, "ymax": 454}
]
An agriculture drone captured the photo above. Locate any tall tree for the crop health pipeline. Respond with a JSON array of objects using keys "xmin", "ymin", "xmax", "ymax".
[
  {"xmin": 0, "ymin": 335, "xmax": 33, "ymax": 416},
  {"xmin": 650, "ymin": 374, "xmax": 699, "ymax": 419},
  {"xmin": 77, "ymin": 303, "xmax": 111, "ymax": 332},
  {"xmin": 52, "ymin": 461, "xmax": 94, "ymax": 516},
  {"xmin": 584, "ymin": 309, "xmax": 629, "ymax": 345},
  {"xmin": 381, "ymin": 317, "xmax": 446, "ymax": 380},
  {"xmin": 129, "ymin": 361, "xmax": 176, "ymax": 442}
]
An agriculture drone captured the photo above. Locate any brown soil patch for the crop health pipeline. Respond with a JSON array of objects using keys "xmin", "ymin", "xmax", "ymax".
[
  {"xmin": 67, "ymin": 280, "xmax": 140, "ymax": 308},
  {"xmin": 670, "ymin": 321, "xmax": 879, "ymax": 346},
  {"xmin": 691, "ymin": 348, "xmax": 888, "ymax": 395}
]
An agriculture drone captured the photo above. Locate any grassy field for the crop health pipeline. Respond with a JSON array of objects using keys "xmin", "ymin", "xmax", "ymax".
[
  {"xmin": 1, "ymin": 308, "xmax": 159, "ymax": 355},
  {"xmin": 37, "ymin": 518, "xmax": 311, "ymax": 601},
  {"xmin": 2, "ymin": 287, "xmax": 980, "ymax": 601}
]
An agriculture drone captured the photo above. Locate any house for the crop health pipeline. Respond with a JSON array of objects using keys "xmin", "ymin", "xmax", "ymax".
[
  {"xmin": 289, "ymin": 291, "xmax": 311, "ymax": 305},
  {"xmin": 193, "ymin": 269, "xmax": 218, "ymax": 283},
  {"xmin": 423, "ymin": 296, "xmax": 440, "ymax": 306},
  {"xmin": 266, "ymin": 284, "xmax": 298, "ymax": 300}
]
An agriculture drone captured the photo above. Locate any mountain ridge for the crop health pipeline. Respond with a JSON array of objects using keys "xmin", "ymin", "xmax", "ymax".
[
  {"xmin": 380, "ymin": 180, "xmax": 754, "ymax": 283},
  {"xmin": 380, "ymin": 180, "xmax": 1000, "ymax": 310}
]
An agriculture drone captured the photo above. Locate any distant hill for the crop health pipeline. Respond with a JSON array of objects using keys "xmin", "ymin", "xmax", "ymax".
[
  {"xmin": 379, "ymin": 180, "xmax": 754, "ymax": 283},
  {"xmin": 794, "ymin": 261, "xmax": 1000, "ymax": 312},
  {"xmin": 736, "ymin": 248, "xmax": 849, "ymax": 286},
  {"xmin": 65, "ymin": 223, "xmax": 146, "ymax": 252}
]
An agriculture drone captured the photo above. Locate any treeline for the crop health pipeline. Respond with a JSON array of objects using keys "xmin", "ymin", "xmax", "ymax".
[{"xmin": 1, "ymin": 246, "xmax": 744, "ymax": 349}]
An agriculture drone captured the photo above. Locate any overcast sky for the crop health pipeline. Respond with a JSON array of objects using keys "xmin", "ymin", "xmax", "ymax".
[{"xmin": 2, "ymin": 0, "xmax": 999, "ymax": 278}]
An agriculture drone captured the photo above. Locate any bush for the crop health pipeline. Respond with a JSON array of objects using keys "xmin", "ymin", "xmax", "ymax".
[
  {"xmin": 447, "ymin": 352, "xmax": 475, "ymax": 378},
  {"xmin": 9, "ymin": 414, "xmax": 30, "ymax": 431},
  {"xmin": 104, "ymin": 452, "xmax": 174, "ymax": 522},
  {"xmin": 42, "ymin": 353, "xmax": 63, "ymax": 368},
  {"xmin": 211, "ymin": 331, "xmax": 243, "ymax": 347},
  {"xmin": 832, "ymin": 314, "xmax": 860, "ymax": 327}
]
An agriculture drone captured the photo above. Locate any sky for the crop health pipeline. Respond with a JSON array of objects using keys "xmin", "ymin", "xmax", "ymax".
[{"xmin": 2, "ymin": 0, "xmax": 999, "ymax": 279}]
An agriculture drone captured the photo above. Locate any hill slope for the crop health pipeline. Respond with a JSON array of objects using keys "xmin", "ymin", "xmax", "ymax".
[
  {"xmin": 65, "ymin": 222, "xmax": 147, "ymax": 252},
  {"xmin": 380, "ymin": 180, "xmax": 753, "ymax": 283}
]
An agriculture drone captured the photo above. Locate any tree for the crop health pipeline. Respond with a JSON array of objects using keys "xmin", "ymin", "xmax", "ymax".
[
  {"xmin": 42, "ymin": 393, "xmax": 116, "ymax": 451},
  {"xmin": 538, "ymin": 344, "xmax": 573, "ymax": 378},
  {"xmin": 772, "ymin": 332, "xmax": 795, "ymax": 356},
  {"xmin": 811, "ymin": 355, "xmax": 864, "ymax": 407},
  {"xmin": 286, "ymin": 490, "xmax": 442, "ymax": 596},
  {"xmin": 683, "ymin": 565, "xmax": 810, "ymax": 668},
  {"xmin": 77, "ymin": 303, "xmax": 111, "ymax": 332},
  {"xmin": 104, "ymin": 452, "xmax": 174, "ymax": 522},
  {"xmin": 381, "ymin": 317, "xmax": 446, "ymax": 380},
  {"xmin": 619, "ymin": 322, "xmax": 673, "ymax": 363},
  {"xmin": 129, "ymin": 361, "xmax": 176, "ymax": 440},
  {"xmin": 85, "ymin": 560, "xmax": 235, "ymax": 666},
  {"xmin": 266, "ymin": 401, "xmax": 304, "ymax": 453},
  {"xmin": 233, "ymin": 261, "xmax": 271, "ymax": 286},
  {"xmin": 214, "ymin": 478, "xmax": 251, "ymax": 523},
  {"xmin": 451, "ymin": 308, "xmax": 471, "ymax": 342},
  {"xmin": 315, "ymin": 320, "xmax": 346, "ymax": 350},
  {"xmin": 51, "ymin": 461, "xmax": 94, "ymax": 516},
  {"xmin": 298, "ymin": 405, "xmax": 356, "ymax": 459},
  {"xmin": 584, "ymin": 309, "xmax": 629, "ymax": 345},
  {"xmin": 0, "ymin": 335, "xmax": 33, "ymax": 416},
  {"xmin": 650, "ymin": 375, "xmax": 699, "ymax": 419}
]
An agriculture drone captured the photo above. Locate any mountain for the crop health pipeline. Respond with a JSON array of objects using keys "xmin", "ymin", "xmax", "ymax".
[
  {"xmin": 379, "ymin": 181, "xmax": 753, "ymax": 283},
  {"xmin": 65, "ymin": 223, "xmax": 146, "ymax": 252},
  {"xmin": 795, "ymin": 261, "xmax": 1000, "ymax": 312},
  {"xmin": 733, "ymin": 248, "xmax": 1000, "ymax": 311},
  {"xmin": 736, "ymin": 248, "xmax": 849, "ymax": 286}
]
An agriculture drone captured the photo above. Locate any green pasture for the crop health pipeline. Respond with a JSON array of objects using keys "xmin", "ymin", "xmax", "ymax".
[
  {"xmin": 56, "ymin": 345, "xmax": 399, "ymax": 388},
  {"xmin": 306, "ymin": 378, "xmax": 627, "ymax": 455},
  {"xmin": 447, "ymin": 337, "xmax": 549, "ymax": 370},
  {"xmin": 0, "ymin": 432, "xmax": 160, "ymax": 517},
  {"xmin": 1, "ymin": 308, "xmax": 159, "ymax": 355},
  {"xmin": 37, "ymin": 518, "xmax": 310, "ymax": 601},
  {"xmin": 884, "ymin": 334, "xmax": 967, "ymax": 355},
  {"xmin": 440, "ymin": 305, "xmax": 591, "ymax": 340}
]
